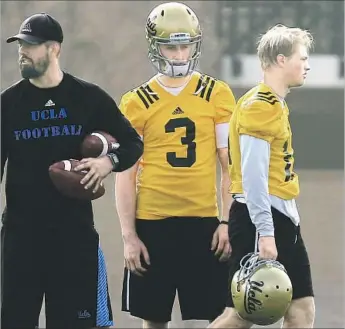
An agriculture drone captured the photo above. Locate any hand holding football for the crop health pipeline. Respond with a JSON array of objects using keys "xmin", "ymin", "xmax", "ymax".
[{"xmin": 49, "ymin": 159, "xmax": 105, "ymax": 200}]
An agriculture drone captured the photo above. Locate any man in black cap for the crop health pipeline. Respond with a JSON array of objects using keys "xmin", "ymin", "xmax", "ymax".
[{"xmin": 1, "ymin": 13, "xmax": 143, "ymax": 329}]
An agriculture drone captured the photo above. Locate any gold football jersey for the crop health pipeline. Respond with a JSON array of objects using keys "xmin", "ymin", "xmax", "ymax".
[
  {"xmin": 229, "ymin": 83, "xmax": 299, "ymax": 199},
  {"xmin": 120, "ymin": 72, "xmax": 236, "ymax": 219}
]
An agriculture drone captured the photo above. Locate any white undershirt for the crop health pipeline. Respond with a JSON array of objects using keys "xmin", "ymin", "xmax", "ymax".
[{"xmin": 235, "ymin": 134, "xmax": 300, "ymax": 237}]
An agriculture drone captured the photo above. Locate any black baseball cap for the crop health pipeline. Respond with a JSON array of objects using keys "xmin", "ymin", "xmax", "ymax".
[{"xmin": 6, "ymin": 13, "xmax": 63, "ymax": 44}]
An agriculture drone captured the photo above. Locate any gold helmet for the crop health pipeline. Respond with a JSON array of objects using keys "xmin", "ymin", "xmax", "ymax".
[
  {"xmin": 145, "ymin": 2, "xmax": 202, "ymax": 78},
  {"xmin": 231, "ymin": 253, "xmax": 293, "ymax": 326}
]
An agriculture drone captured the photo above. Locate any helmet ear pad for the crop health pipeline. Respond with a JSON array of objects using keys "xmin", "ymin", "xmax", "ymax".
[{"xmin": 231, "ymin": 253, "xmax": 293, "ymax": 326}]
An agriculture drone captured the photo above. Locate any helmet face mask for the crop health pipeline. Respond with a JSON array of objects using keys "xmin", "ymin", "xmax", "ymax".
[
  {"xmin": 150, "ymin": 37, "xmax": 201, "ymax": 78},
  {"xmin": 231, "ymin": 253, "xmax": 293, "ymax": 326},
  {"xmin": 145, "ymin": 3, "xmax": 202, "ymax": 78}
]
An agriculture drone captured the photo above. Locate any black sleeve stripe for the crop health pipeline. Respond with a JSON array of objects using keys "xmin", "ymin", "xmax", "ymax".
[
  {"xmin": 194, "ymin": 74, "xmax": 217, "ymax": 102},
  {"xmin": 135, "ymin": 84, "xmax": 159, "ymax": 109},
  {"xmin": 205, "ymin": 78, "xmax": 216, "ymax": 102},
  {"xmin": 200, "ymin": 76, "xmax": 211, "ymax": 98},
  {"xmin": 252, "ymin": 96, "xmax": 279, "ymax": 105},
  {"xmin": 256, "ymin": 92, "xmax": 278, "ymax": 101},
  {"xmin": 194, "ymin": 74, "xmax": 205, "ymax": 94},
  {"xmin": 136, "ymin": 90, "xmax": 149, "ymax": 109},
  {"xmin": 257, "ymin": 91, "xmax": 273, "ymax": 96},
  {"xmin": 145, "ymin": 85, "xmax": 159, "ymax": 101},
  {"xmin": 140, "ymin": 86, "xmax": 154, "ymax": 104}
]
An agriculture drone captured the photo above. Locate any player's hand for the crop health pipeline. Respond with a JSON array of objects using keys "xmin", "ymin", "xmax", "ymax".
[
  {"xmin": 123, "ymin": 233, "xmax": 150, "ymax": 276},
  {"xmin": 258, "ymin": 236, "xmax": 278, "ymax": 260},
  {"xmin": 74, "ymin": 156, "xmax": 113, "ymax": 193},
  {"xmin": 211, "ymin": 223, "xmax": 231, "ymax": 262}
]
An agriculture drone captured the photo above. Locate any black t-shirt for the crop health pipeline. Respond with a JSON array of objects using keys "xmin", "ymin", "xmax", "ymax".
[{"xmin": 1, "ymin": 72, "xmax": 143, "ymax": 228}]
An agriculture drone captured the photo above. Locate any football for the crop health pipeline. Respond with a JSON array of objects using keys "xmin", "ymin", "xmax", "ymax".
[
  {"xmin": 81, "ymin": 131, "xmax": 119, "ymax": 158},
  {"xmin": 49, "ymin": 159, "xmax": 105, "ymax": 200}
]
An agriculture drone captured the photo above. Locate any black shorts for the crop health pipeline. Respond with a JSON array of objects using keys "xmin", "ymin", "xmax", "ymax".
[
  {"xmin": 1, "ymin": 224, "xmax": 113, "ymax": 329},
  {"xmin": 226, "ymin": 201, "xmax": 314, "ymax": 308},
  {"xmin": 122, "ymin": 217, "xmax": 229, "ymax": 323}
]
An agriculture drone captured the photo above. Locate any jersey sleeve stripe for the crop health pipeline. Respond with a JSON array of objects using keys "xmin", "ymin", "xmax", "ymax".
[
  {"xmin": 145, "ymin": 85, "xmax": 159, "ymax": 101},
  {"xmin": 256, "ymin": 92, "xmax": 278, "ymax": 101},
  {"xmin": 252, "ymin": 96, "xmax": 279, "ymax": 105},
  {"xmin": 136, "ymin": 90, "xmax": 150, "ymax": 109},
  {"xmin": 205, "ymin": 78, "xmax": 216, "ymax": 102},
  {"xmin": 194, "ymin": 74, "xmax": 205, "ymax": 94},
  {"xmin": 256, "ymin": 91, "xmax": 272, "ymax": 96},
  {"xmin": 140, "ymin": 86, "xmax": 154, "ymax": 104},
  {"xmin": 200, "ymin": 76, "xmax": 211, "ymax": 98}
]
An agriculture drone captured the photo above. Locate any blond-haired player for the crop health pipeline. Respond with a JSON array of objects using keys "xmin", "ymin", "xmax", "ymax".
[
  {"xmin": 208, "ymin": 25, "xmax": 315, "ymax": 328},
  {"xmin": 116, "ymin": 2, "xmax": 236, "ymax": 328}
]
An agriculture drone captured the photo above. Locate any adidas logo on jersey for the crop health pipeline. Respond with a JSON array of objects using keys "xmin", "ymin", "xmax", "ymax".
[
  {"xmin": 45, "ymin": 99, "xmax": 55, "ymax": 107},
  {"xmin": 172, "ymin": 107, "xmax": 184, "ymax": 115}
]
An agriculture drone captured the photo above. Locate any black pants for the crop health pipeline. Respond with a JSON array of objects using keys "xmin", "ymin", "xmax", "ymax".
[
  {"xmin": 226, "ymin": 201, "xmax": 314, "ymax": 308},
  {"xmin": 1, "ymin": 224, "xmax": 113, "ymax": 329},
  {"xmin": 122, "ymin": 217, "xmax": 229, "ymax": 323}
]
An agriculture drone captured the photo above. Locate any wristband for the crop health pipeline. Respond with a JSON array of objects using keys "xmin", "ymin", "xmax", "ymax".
[
  {"xmin": 219, "ymin": 220, "xmax": 228, "ymax": 225},
  {"xmin": 106, "ymin": 152, "xmax": 119, "ymax": 171}
]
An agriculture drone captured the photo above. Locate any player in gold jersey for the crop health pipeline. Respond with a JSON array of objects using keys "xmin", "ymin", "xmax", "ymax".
[
  {"xmin": 115, "ymin": 2, "xmax": 236, "ymax": 328},
  {"xmin": 208, "ymin": 25, "xmax": 315, "ymax": 328}
]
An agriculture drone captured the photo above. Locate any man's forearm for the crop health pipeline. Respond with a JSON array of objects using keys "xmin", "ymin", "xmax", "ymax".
[
  {"xmin": 115, "ymin": 163, "xmax": 139, "ymax": 238},
  {"xmin": 220, "ymin": 173, "xmax": 232, "ymax": 221},
  {"xmin": 217, "ymin": 147, "xmax": 232, "ymax": 222},
  {"xmin": 240, "ymin": 134, "xmax": 274, "ymax": 237}
]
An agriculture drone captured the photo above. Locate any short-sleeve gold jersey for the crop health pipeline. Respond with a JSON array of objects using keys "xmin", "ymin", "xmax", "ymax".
[{"xmin": 120, "ymin": 72, "xmax": 236, "ymax": 219}]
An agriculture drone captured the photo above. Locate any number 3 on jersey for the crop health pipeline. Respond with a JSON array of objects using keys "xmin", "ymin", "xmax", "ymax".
[{"xmin": 165, "ymin": 117, "xmax": 196, "ymax": 167}]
